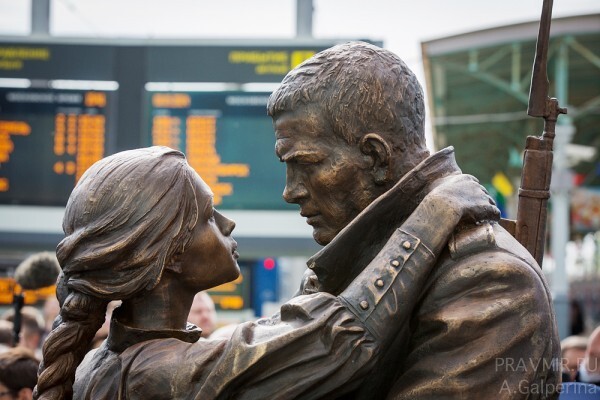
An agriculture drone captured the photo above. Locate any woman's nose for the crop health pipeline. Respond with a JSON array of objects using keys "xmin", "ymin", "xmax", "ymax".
[{"xmin": 215, "ymin": 211, "xmax": 235, "ymax": 236}]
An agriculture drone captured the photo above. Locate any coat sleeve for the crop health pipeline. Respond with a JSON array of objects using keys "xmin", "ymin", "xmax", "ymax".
[{"xmin": 121, "ymin": 295, "xmax": 374, "ymax": 400}]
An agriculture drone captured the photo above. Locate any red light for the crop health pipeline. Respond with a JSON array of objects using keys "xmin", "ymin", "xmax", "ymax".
[{"xmin": 263, "ymin": 258, "xmax": 276, "ymax": 270}]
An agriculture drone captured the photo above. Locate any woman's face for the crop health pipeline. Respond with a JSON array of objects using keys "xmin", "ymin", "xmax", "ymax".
[{"xmin": 179, "ymin": 173, "xmax": 240, "ymax": 292}]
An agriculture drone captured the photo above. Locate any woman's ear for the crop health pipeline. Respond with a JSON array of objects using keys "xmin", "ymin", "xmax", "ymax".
[
  {"xmin": 359, "ymin": 133, "xmax": 393, "ymax": 185},
  {"xmin": 165, "ymin": 252, "xmax": 183, "ymax": 274}
]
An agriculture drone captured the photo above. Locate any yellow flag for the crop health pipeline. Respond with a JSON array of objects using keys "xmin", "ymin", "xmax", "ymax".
[{"xmin": 492, "ymin": 172, "xmax": 514, "ymax": 197}]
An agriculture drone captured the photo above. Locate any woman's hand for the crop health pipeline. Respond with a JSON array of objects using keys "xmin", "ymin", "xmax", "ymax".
[
  {"xmin": 402, "ymin": 174, "xmax": 500, "ymax": 256},
  {"xmin": 424, "ymin": 174, "xmax": 500, "ymax": 227}
]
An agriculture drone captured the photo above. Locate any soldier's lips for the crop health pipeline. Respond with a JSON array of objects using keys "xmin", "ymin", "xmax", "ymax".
[
  {"xmin": 301, "ymin": 213, "xmax": 321, "ymax": 225},
  {"xmin": 307, "ymin": 217, "xmax": 319, "ymax": 225}
]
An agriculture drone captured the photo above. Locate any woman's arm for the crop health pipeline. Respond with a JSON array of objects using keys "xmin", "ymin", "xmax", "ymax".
[
  {"xmin": 117, "ymin": 175, "xmax": 498, "ymax": 399},
  {"xmin": 189, "ymin": 175, "xmax": 498, "ymax": 399}
]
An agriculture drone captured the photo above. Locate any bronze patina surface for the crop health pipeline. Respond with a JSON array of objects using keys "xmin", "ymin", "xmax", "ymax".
[
  {"xmin": 34, "ymin": 35, "xmax": 559, "ymax": 400},
  {"xmin": 268, "ymin": 41, "xmax": 560, "ymax": 399},
  {"xmin": 33, "ymin": 145, "xmax": 497, "ymax": 399}
]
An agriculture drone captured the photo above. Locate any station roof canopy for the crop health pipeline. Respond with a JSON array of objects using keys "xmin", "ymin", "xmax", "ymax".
[{"xmin": 421, "ymin": 14, "xmax": 600, "ymax": 187}]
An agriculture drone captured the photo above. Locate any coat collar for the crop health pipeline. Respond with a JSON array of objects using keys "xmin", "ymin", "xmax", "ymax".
[
  {"xmin": 307, "ymin": 147, "xmax": 461, "ymax": 295},
  {"xmin": 107, "ymin": 312, "xmax": 202, "ymax": 353}
]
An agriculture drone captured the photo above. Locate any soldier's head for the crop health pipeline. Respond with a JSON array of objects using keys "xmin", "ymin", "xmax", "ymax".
[{"xmin": 268, "ymin": 41, "xmax": 429, "ymax": 245}]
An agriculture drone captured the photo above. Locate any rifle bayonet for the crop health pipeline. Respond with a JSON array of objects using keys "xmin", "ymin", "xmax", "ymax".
[
  {"xmin": 527, "ymin": 0, "xmax": 552, "ymax": 119},
  {"xmin": 513, "ymin": 0, "xmax": 567, "ymax": 267}
]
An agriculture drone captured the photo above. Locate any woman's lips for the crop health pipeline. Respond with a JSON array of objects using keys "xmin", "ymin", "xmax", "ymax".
[{"xmin": 232, "ymin": 242, "xmax": 239, "ymax": 259}]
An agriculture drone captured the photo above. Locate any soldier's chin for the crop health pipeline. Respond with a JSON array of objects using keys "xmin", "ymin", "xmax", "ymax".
[{"xmin": 312, "ymin": 227, "xmax": 335, "ymax": 246}]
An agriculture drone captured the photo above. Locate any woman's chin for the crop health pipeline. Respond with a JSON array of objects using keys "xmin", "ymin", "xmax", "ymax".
[
  {"xmin": 213, "ymin": 263, "xmax": 240, "ymax": 287},
  {"xmin": 228, "ymin": 263, "xmax": 241, "ymax": 281}
]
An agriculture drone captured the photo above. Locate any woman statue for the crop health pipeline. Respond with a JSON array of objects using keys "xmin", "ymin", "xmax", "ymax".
[{"xmin": 33, "ymin": 146, "xmax": 497, "ymax": 399}]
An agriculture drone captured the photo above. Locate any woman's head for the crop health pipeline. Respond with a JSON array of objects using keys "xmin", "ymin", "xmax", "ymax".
[
  {"xmin": 177, "ymin": 178, "xmax": 239, "ymax": 292},
  {"xmin": 57, "ymin": 146, "xmax": 202, "ymax": 300},
  {"xmin": 35, "ymin": 146, "xmax": 239, "ymax": 400}
]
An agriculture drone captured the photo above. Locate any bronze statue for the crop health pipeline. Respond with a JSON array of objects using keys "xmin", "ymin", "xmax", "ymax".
[
  {"xmin": 34, "ymin": 146, "xmax": 496, "ymax": 399},
  {"xmin": 267, "ymin": 41, "xmax": 560, "ymax": 398}
]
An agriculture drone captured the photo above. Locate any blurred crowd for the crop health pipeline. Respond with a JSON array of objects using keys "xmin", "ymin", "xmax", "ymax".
[
  {"xmin": 561, "ymin": 325, "xmax": 600, "ymax": 387},
  {"xmin": 0, "ymin": 291, "xmax": 237, "ymax": 399},
  {"xmin": 0, "ymin": 291, "xmax": 597, "ymax": 398}
]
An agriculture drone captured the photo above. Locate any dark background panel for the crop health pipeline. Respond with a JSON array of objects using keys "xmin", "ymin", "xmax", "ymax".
[
  {"xmin": 147, "ymin": 45, "xmax": 325, "ymax": 82},
  {"xmin": 146, "ymin": 91, "xmax": 291, "ymax": 210},
  {"xmin": 0, "ymin": 43, "xmax": 116, "ymax": 80},
  {"xmin": 0, "ymin": 39, "xmax": 359, "ymax": 209},
  {"xmin": 0, "ymin": 88, "xmax": 114, "ymax": 206}
]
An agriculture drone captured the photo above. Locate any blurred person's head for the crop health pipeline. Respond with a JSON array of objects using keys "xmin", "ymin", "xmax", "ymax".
[
  {"xmin": 42, "ymin": 296, "xmax": 60, "ymax": 334},
  {"xmin": 581, "ymin": 326, "xmax": 600, "ymax": 381},
  {"xmin": 2, "ymin": 307, "xmax": 44, "ymax": 352},
  {"xmin": 92, "ymin": 300, "xmax": 122, "ymax": 349},
  {"xmin": 0, "ymin": 347, "xmax": 39, "ymax": 400},
  {"xmin": 187, "ymin": 292, "xmax": 216, "ymax": 338},
  {"xmin": 561, "ymin": 335, "xmax": 588, "ymax": 382},
  {"xmin": 0, "ymin": 321, "xmax": 13, "ymax": 348}
]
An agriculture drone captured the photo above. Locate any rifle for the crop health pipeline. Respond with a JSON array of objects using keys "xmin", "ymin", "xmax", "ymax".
[{"xmin": 500, "ymin": 0, "xmax": 567, "ymax": 267}]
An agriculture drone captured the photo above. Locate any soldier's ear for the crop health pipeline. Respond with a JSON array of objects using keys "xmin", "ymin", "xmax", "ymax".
[{"xmin": 359, "ymin": 133, "xmax": 392, "ymax": 185}]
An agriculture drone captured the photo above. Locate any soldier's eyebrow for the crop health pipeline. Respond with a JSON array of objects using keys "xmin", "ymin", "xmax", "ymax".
[{"xmin": 281, "ymin": 150, "xmax": 326, "ymax": 163}]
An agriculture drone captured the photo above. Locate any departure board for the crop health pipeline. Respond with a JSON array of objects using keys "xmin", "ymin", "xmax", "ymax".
[
  {"xmin": 0, "ymin": 88, "xmax": 114, "ymax": 205},
  {"xmin": 146, "ymin": 91, "xmax": 290, "ymax": 210},
  {"xmin": 207, "ymin": 264, "xmax": 251, "ymax": 311}
]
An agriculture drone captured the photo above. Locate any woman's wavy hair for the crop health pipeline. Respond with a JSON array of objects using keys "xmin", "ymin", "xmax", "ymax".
[{"xmin": 34, "ymin": 146, "xmax": 201, "ymax": 400}]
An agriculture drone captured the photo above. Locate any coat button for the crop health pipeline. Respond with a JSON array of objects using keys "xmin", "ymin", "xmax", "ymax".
[
  {"xmin": 376, "ymin": 279, "xmax": 384, "ymax": 288},
  {"xmin": 391, "ymin": 260, "xmax": 400, "ymax": 267},
  {"xmin": 402, "ymin": 241, "xmax": 411, "ymax": 249},
  {"xmin": 360, "ymin": 300, "xmax": 369, "ymax": 310}
]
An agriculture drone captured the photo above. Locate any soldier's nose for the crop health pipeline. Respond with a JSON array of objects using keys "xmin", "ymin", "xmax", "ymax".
[{"xmin": 283, "ymin": 182, "xmax": 309, "ymax": 204}]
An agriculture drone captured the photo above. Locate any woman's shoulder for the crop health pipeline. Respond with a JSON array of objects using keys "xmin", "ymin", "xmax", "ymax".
[
  {"xmin": 74, "ymin": 338, "xmax": 227, "ymax": 400},
  {"xmin": 74, "ymin": 343, "xmax": 121, "ymax": 400},
  {"xmin": 123, "ymin": 338, "xmax": 228, "ymax": 399}
]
